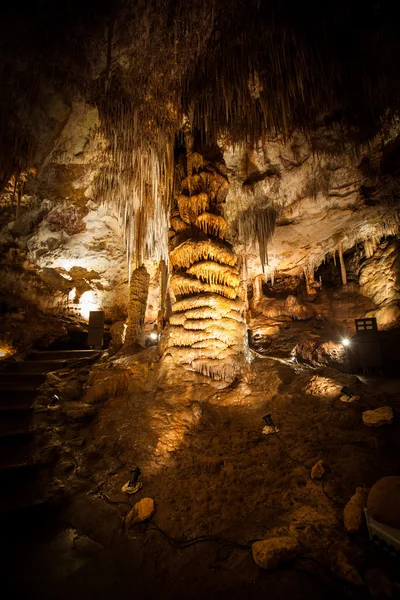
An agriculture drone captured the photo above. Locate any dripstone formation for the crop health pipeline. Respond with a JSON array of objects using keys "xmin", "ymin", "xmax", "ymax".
[{"xmin": 165, "ymin": 150, "xmax": 246, "ymax": 382}]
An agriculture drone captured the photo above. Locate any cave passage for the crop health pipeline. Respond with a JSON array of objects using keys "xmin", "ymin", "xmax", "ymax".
[{"xmin": 2, "ymin": 1, "xmax": 400, "ymax": 599}]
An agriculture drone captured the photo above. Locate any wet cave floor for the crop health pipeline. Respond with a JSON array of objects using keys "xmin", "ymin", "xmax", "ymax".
[{"xmin": 4, "ymin": 355, "xmax": 400, "ymax": 600}]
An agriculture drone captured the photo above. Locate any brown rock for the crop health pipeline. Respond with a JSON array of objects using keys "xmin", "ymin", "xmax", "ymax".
[
  {"xmin": 311, "ymin": 460, "xmax": 326, "ymax": 480},
  {"xmin": 62, "ymin": 379, "xmax": 82, "ymax": 400},
  {"xmin": 335, "ymin": 551, "xmax": 364, "ymax": 586},
  {"xmin": 73, "ymin": 535, "xmax": 104, "ymax": 556},
  {"xmin": 365, "ymin": 569, "xmax": 394, "ymax": 599},
  {"xmin": 252, "ymin": 537, "xmax": 301, "ymax": 570},
  {"xmin": 126, "ymin": 498, "xmax": 155, "ymax": 527},
  {"xmin": 362, "ymin": 406, "xmax": 393, "ymax": 427},
  {"xmin": 343, "ymin": 487, "xmax": 369, "ymax": 533},
  {"xmin": 367, "ymin": 476, "xmax": 400, "ymax": 529}
]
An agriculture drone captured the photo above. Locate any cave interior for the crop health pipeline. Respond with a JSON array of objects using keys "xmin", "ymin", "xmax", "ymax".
[{"xmin": 2, "ymin": 1, "xmax": 400, "ymax": 598}]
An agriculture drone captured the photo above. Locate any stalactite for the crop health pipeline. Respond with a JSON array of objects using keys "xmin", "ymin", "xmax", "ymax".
[
  {"xmin": 239, "ymin": 253, "xmax": 249, "ymax": 310},
  {"xmin": 158, "ymin": 259, "xmax": 169, "ymax": 330},
  {"xmin": 124, "ymin": 265, "xmax": 150, "ymax": 348},
  {"xmin": 165, "ymin": 148, "xmax": 246, "ymax": 382},
  {"xmin": 237, "ymin": 205, "xmax": 277, "ymax": 271},
  {"xmin": 338, "ymin": 243, "xmax": 347, "ymax": 286}
]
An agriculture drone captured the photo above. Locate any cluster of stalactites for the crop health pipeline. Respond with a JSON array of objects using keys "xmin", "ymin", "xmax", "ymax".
[{"xmin": 165, "ymin": 152, "xmax": 246, "ymax": 382}]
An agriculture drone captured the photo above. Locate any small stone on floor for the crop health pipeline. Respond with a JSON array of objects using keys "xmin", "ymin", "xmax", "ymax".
[
  {"xmin": 311, "ymin": 460, "xmax": 326, "ymax": 479},
  {"xmin": 126, "ymin": 497, "xmax": 155, "ymax": 527},
  {"xmin": 251, "ymin": 537, "xmax": 300, "ymax": 569},
  {"xmin": 362, "ymin": 406, "xmax": 393, "ymax": 427}
]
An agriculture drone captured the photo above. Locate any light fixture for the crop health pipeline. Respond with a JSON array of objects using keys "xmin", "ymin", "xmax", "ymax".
[
  {"xmin": 263, "ymin": 414, "xmax": 275, "ymax": 428},
  {"xmin": 121, "ymin": 465, "xmax": 143, "ymax": 495},
  {"xmin": 149, "ymin": 332, "xmax": 158, "ymax": 340},
  {"xmin": 47, "ymin": 393, "xmax": 60, "ymax": 411},
  {"xmin": 262, "ymin": 414, "xmax": 278, "ymax": 435},
  {"xmin": 129, "ymin": 466, "xmax": 141, "ymax": 487},
  {"xmin": 342, "ymin": 338, "xmax": 350, "ymax": 346}
]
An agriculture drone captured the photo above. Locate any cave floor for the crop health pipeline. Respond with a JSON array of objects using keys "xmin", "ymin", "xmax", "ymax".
[{"xmin": 4, "ymin": 356, "xmax": 400, "ymax": 599}]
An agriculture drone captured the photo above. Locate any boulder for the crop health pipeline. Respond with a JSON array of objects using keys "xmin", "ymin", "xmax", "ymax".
[
  {"xmin": 62, "ymin": 379, "xmax": 82, "ymax": 400},
  {"xmin": 284, "ymin": 295, "xmax": 315, "ymax": 320},
  {"xmin": 343, "ymin": 487, "xmax": 369, "ymax": 533},
  {"xmin": 73, "ymin": 535, "xmax": 104, "ymax": 556},
  {"xmin": 367, "ymin": 476, "xmax": 400, "ymax": 529},
  {"xmin": 362, "ymin": 406, "xmax": 393, "ymax": 427},
  {"xmin": 365, "ymin": 569, "xmax": 394, "ymax": 599},
  {"xmin": 126, "ymin": 498, "xmax": 155, "ymax": 527},
  {"xmin": 311, "ymin": 460, "xmax": 326, "ymax": 480},
  {"xmin": 12, "ymin": 206, "xmax": 48, "ymax": 237},
  {"xmin": 335, "ymin": 551, "xmax": 364, "ymax": 585},
  {"xmin": 251, "ymin": 537, "xmax": 301, "ymax": 570},
  {"xmin": 61, "ymin": 402, "xmax": 97, "ymax": 423}
]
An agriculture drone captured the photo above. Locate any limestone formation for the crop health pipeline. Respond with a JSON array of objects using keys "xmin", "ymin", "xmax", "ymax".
[
  {"xmin": 334, "ymin": 551, "xmax": 364, "ymax": 586},
  {"xmin": 251, "ymin": 537, "xmax": 300, "ymax": 569},
  {"xmin": 124, "ymin": 266, "xmax": 150, "ymax": 348},
  {"xmin": 365, "ymin": 569, "xmax": 394, "ymax": 599},
  {"xmin": 311, "ymin": 460, "xmax": 326, "ymax": 480},
  {"xmin": 367, "ymin": 477, "xmax": 400, "ymax": 529},
  {"xmin": 165, "ymin": 150, "xmax": 246, "ymax": 382},
  {"xmin": 362, "ymin": 407, "xmax": 394, "ymax": 428},
  {"xmin": 343, "ymin": 487, "xmax": 369, "ymax": 533},
  {"xmin": 126, "ymin": 498, "xmax": 155, "ymax": 527}
]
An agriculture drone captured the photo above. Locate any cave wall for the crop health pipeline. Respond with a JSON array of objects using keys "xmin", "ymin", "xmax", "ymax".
[
  {"xmin": 0, "ymin": 99, "xmax": 130, "ymax": 352},
  {"xmin": 1, "ymin": 66, "xmax": 400, "ymax": 358}
]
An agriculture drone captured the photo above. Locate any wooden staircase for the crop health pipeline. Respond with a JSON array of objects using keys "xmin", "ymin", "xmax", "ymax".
[{"xmin": 0, "ymin": 350, "xmax": 99, "ymax": 523}]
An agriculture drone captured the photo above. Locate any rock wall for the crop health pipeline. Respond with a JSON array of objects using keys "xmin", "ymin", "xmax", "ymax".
[{"xmin": 0, "ymin": 100, "xmax": 129, "ymax": 351}]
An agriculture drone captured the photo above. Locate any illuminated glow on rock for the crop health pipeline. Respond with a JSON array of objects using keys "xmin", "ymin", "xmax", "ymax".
[
  {"xmin": 78, "ymin": 291, "xmax": 100, "ymax": 320},
  {"xmin": 68, "ymin": 288, "xmax": 76, "ymax": 302}
]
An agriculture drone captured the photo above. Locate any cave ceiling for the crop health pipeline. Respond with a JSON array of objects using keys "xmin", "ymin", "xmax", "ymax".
[{"xmin": 1, "ymin": 0, "xmax": 400, "ymax": 275}]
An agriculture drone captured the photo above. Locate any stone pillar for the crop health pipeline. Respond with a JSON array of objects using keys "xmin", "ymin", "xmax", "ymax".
[
  {"xmin": 124, "ymin": 265, "xmax": 150, "ymax": 348},
  {"xmin": 165, "ymin": 149, "xmax": 246, "ymax": 382},
  {"xmin": 253, "ymin": 274, "xmax": 264, "ymax": 306}
]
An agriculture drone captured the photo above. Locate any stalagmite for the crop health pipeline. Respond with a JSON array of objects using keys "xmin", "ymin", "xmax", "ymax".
[
  {"xmin": 338, "ymin": 243, "xmax": 347, "ymax": 286},
  {"xmin": 253, "ymin": 274, "xmax": 264, "ymax": 306},
  {"xmin": 124, "ymin": 265, "xmax": 150, "ymax": 348},
  {"xmin": 165, "ymin": 147, "xmax": 246, "ymax": 382},
  {"xmin": 170, "ymin": 238, "xmax": 237, "ymax": 269},
  {"xmin": 303, "ymin": 265, "xmax": 316, "ymax": 296}
]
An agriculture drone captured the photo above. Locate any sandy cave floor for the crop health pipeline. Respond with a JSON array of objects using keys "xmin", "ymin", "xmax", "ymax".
[{"xmin": 4, "ymin": 353, "xmax": 400, "ymax": 600}]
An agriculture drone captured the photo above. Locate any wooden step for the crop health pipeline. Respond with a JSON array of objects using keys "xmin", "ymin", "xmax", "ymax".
[
  {"xmin": 29, "ymin": 349, "xmax": 100, "ymax": 361},
  {"xmin": 2, "ymin": 360, "xmax": 67, "ymax": 373},
  {"xmin": 0, "ymin": 373, "xmax": 46, "ymax": 385},
  {"xmin": 0, "ymin": 480, "xmax": 48, "ymax": 515},
  {"xmin": 0, "ymin": 411, "xmax": 33, "ymax": 432},
  {"xmin": 0, "ymin": 389, "xmax": 39, "ymax": 404},
  {"xmin": 0, "ymin": 382, "xmax": 42, "ymax": 391},
  {"xmin": 0, "ymin": 461, "xmax": 39, "ymax": 488},
  {"xmin": 0, "ymin": 403, "xmax": 34, "ymax": 412},
  {"xmin": 0, "ymin": 443, "xmax": 34, "ymax": 471},
  {"xmin": 0, "ymin": 428, "xmax": 36, "ymax": 448}
]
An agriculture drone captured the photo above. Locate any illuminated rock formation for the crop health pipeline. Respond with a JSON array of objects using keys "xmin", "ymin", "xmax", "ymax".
[
  {"xmin": 165, "ymin": 151, "xmax": 246, "ymax": 382},
  {"xmin": 124, "ymin": 265, "xmax": 150, "ymax": 348}
]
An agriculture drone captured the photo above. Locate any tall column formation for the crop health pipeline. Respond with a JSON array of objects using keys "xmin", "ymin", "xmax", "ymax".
[
  {"xmin": 165, "ymin": 151, "xmax": 246, "ymax": 382},
  {"xmin": 124, "ymin": 265, "xmax": 150, "ymax": 348}
]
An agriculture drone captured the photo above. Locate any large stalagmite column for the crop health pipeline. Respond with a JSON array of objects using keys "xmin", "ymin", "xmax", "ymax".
[
  {"xmin": 165, "ymin": 150, "xmax": 247, "ymax": 382},
  {"xmin": 124, "ymin": 265, "xmax": 150, "ymax": 348}
]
